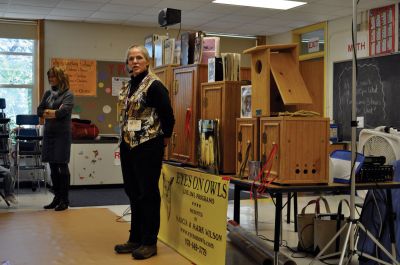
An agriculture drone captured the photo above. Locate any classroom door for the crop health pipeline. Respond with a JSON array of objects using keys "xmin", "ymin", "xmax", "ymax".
[{"xmin": 299, "ymin": 58, "xmax": 324, "ymax": 116}]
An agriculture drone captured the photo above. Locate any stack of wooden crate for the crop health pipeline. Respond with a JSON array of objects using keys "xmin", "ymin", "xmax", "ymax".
[
  {"xmin": 235, "ymin": 44, "xmax": 329, "ymax": 184},
  {"xmin": 154, "ymin": 63, "xmax": 250, "ymax": 173}
]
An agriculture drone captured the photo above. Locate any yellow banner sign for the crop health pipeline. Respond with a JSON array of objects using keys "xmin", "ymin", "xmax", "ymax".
[
  {"xmin": 51, "ymin": 58, "xmax": 97, "ymax": 96},
  {"xmin": 159, "ymin": 164, "xmax": 229, "ymax": 265}
]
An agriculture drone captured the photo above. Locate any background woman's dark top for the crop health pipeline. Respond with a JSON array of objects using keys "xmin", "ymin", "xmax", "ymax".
[{"xmin": 37, "ymin": 88, "xmax": 74, "ymax": 163}]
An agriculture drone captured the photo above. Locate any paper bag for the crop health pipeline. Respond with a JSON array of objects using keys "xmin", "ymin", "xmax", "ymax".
[
  {"xmin": 297, "ymin": 197, "xmax": 330, "ymax": 252},
  {"xmin": 314, "ymin": 199, "xmax": 349, "ymax": 255}
]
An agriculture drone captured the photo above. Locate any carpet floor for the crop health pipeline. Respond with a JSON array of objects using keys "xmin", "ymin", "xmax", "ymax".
[
  {"xmin": 68, "ymin": 186, "xmax": 250, "ymax": 207},
  {"xmin": 69, "ymin": 187, "xmax": 129, "ymax": 207}
]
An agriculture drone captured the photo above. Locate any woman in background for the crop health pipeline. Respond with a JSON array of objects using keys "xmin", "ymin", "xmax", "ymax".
[
  {"xmin": 37, "ymin": 66, "xmax": 74, "ymax": 211},
  {"xmin": 114, "ymin": 44, "xmax": 174, "ymax": 259}
]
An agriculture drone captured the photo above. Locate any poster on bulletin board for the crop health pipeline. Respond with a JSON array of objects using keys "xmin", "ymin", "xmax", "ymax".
[{"xmin": 51, "ymin": 58, "xmax": 97, "ymax": 96}]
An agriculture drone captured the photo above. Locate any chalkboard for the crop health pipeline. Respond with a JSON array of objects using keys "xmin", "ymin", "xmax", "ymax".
[{"xmin": 333, "ymin": 53, "xmax": 400, "ymax": 141}]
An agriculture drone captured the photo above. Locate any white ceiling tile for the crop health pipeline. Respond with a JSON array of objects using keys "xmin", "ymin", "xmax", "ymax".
[
  {"xmin": 57, "ymin": 0, "xmax": 104, "ymax": 10},
  {"xmin": 109, "ymin": 0, "xmax": 161, "ymax": 7},
  {"xmin": 313, "ymin": 0, "xmax": 353, "ymax": 8},
  {"xmin": 193, "ymin": 2, "xmax": 242, "ymax": 14},
  {"xmin": 155, "ymin": 0, "xmax": 206, "ymax": 11},
  {"xmin": 4, "ymin": 12, "xmax": 46, "ymax": 19},
  {"xmin": 100, "ymin": 4, "xmax": 147, "ymax": 14},
  {"xmin": 50, "ymin": 8, "xmax": 94, "ymax": 17},
  {"xmin": 181, "ymin": 16, "xmax": 206, "ymax": 24},
  {"xmin": 182, "ymin": 11, "xmax": 221, "ymax": 21},
  {"xmin": 200, "ymin": 20, "xmax": 242, "ymax": 30},
  {"xmin": 2, "ymin": 0, "xmax": 398, "ymax": 37},
  {"xmin": 8, "ymin": 5, "xmax": 53, "ymax": 14},
  {"xmin": 293, "ymin": 2, "xmax": 346, "ymax": 15},
  {"xmin": 78, "ymin": 0, "xmax": 109, "ymax": 3},
  {"xmin": 10, "ymin": 0, "xmax": 60, "ymax": 7},
  {"xmin": 217, "ymin": 14, "xmax": 260, "ymax": 24},
  {"xmin": 138, "ymin": 7, "xmax": 164, "ymax": 16},
  {"xmin": 253, "ymin": 17, "xmax": 294, "ymax": 26},
  {"xmin": 270, "ymin": 9, "xmax": 331, "ymax": 22},
  {"xmin": 233, "ymin": 23, "xmax": 268, "ymax": 33},
  {"xmin": 127, "ymin": 14, "xmax": 157, "ymax": 23},
  {"xmin": 184, "ymin": 0, "xmax": 211, "ymax": 2},
  {"xmin": 45, "ymin": 15, "xmax": 83, "ymax": 21},
  {"xmin": 230, "ymin": 6, "xmax": 279, "ymax": 17},
  {"xmin": 90, "ymin": 11, "xmax": 132, "ymax": 20}
]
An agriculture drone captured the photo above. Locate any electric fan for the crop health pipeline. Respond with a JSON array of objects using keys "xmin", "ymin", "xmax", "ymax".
[{"xmin": 358, "ymin": 127, "xmax": 400, "ymax": 165}]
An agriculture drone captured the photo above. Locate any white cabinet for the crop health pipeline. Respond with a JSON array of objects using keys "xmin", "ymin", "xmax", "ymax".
[{"xmin": 70, "ymin": 141, "xmax": 122, "ymax": 185}]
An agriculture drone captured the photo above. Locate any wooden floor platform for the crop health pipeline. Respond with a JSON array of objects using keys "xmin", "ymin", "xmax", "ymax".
[{"xmin": 0, "ymin": 208, "xmax": 191, "ymax": 265}]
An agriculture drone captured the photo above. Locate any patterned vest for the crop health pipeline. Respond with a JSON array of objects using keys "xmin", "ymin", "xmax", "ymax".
[{"xmin": 118, "ymin": 74, "xmax": 162, "ymax": 148}]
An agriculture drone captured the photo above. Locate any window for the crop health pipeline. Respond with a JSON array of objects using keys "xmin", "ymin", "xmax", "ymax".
[
  {"xmin": 299, "ymin": 29, "xmax": 325, "ymax": 55},
  {"xmin": 292, "ymin": 22, "xmax": 327, "ymax": 61},
  {"xmin": 0, "ymin": 38, "xmax": 35, "ymax": 127}
]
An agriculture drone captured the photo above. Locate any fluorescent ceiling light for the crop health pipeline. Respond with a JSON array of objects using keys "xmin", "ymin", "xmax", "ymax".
[
  {"xmin": 205, "ymin": 32, "xmax": 257, "ymax": 39},
  {"xmin": 212, "ymin": 0, "xmax": 306, "ymax": 10}
]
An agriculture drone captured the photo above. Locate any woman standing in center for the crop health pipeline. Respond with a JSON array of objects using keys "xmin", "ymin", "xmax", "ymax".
[
  {"xmin": 114, "ymin": 45, "xmax": 175, "ymax": 260},
  {"xmin": 38, "ymin": 66, "xmax": 74, "ymax": 211}
]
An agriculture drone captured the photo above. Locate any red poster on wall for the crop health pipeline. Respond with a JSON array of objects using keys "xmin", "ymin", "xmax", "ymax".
[{"xmin": 369, "ymin": 4, "xmax": 395, "ymax": 56}]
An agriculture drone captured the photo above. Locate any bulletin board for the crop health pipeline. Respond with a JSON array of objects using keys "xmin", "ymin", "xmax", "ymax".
[{"xmin": 68, "ymin": 60, "xmax": 127, "ymax": 135}]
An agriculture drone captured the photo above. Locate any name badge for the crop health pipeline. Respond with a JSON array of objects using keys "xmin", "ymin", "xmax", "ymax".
[{"xmin": 128, "ymin": 119, "xmax": 141, "ymax": 131}]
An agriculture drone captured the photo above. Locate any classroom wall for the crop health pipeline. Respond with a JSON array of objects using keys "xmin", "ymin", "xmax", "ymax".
[
  {"xmin": 43, "ymin": 20, "xmax": 255, "ymax": 133},
  {"xmin": 44, "ymin": 20, "xmax": 254, "ymax": 76},
  {"xmin": 265, "ymin": 3, "xmax": 399, "ymax": 122},
  {"xmin": 327, "ymin": 6, "xmax": 399, "ymax": 121}
]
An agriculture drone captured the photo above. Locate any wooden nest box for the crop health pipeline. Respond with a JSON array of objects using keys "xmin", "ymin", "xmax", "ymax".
[{"xmin": 243, "ymin": 44, "xmax": 312, "ymax": 117}]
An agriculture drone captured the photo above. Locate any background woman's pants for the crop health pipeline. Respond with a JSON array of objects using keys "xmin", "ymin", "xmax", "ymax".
[
  {"xmin": 49, "ymin": 163, "xmax": 70, "ymax": 203},
  {"xmin": 120, "ymin": 137, "xmax": 164, "ymax": 246}
]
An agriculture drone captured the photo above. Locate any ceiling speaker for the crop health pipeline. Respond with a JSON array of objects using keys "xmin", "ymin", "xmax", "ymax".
[{"xmin": 158, "ymin": 8, "xmax": 181, "ymax": 27}]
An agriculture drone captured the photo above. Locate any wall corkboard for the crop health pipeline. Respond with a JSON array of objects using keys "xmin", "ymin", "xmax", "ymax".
[{"xmin": 72, "ymin": 60, "xmax": 127, "ymax": 135}]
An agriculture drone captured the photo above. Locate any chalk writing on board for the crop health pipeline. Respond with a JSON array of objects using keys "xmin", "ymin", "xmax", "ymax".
[
  {"xmin": 336, "ymin": 64, "xmax": 387, "ymax": 140},
  {"xmin": 333, "ymin": 55, "xmax": 398, "ymax": 141}
]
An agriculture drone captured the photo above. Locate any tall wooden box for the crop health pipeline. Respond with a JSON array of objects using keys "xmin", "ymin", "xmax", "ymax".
[
  {"xmin": 154, "ymin": 65, "xmax": 179, "ymax": 92},
  {"xmin": 236, "ymin": 118, "xmax": 260, "ymax": 177},
  {"xmin": 169, "ymin": 64, "xmax": 208, "ymax": 165},
  {"xmin": 200, "ymin": 81, "xmax": 241, "ymax": 174},
  {"xmin": 243, "ymin": 44, "xmax": 312, "ymax": 117},
  {"xmin": 260, "ymin": 117, "xmax": 329, "ymax": 184},
  {"xmin": 154, "ymin": 65, "xmax": 178, "ymax": 160}
]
